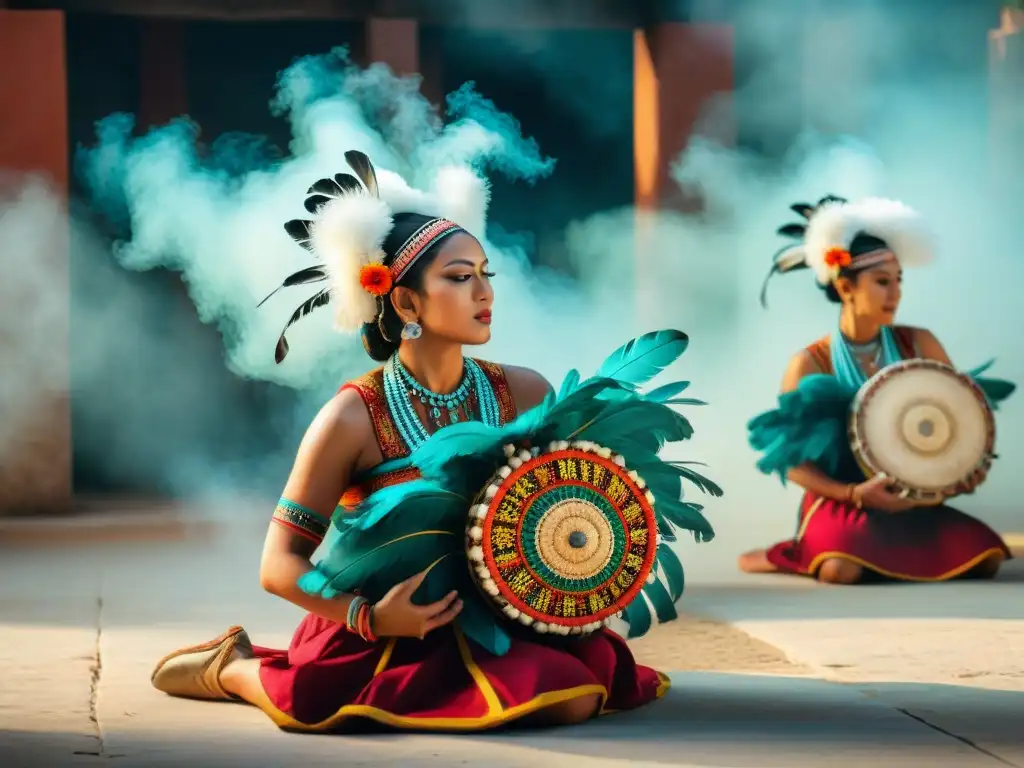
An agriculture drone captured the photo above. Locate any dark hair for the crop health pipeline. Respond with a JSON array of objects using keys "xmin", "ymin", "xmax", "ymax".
[
  {"xmin": 820, "ymin": 233, "xmax": 890, "ymax": 304},
  {"xmin": 360, "ymin": 212, "xmax": 451, "ymax": 362}
]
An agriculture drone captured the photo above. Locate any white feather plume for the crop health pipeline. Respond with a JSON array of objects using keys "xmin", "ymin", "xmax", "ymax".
[
  {"xmin": 310, "ymin": 193, "xmax": 393, "ymax": 332},
  {"xmin": 804, "ymin": 197, "xmax": 934, "ymax": 284},
  {"xmin": 852, "ymin": 197, "xmax": 934, "ymax": 269},
  {"xmin": 376, "ymin": 168, "xmax": 442, "ymax": 217},
  {"xmin": 431, "ymin": 166, "xmax": 491, "ymax": 240}
]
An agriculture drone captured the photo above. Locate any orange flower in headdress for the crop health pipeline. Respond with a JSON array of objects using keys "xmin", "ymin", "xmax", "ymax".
[
  {"xmin": 823, "ymin": 247, "xmax": 852, "ymax": 269},
  {"xmin": 359, "ymin": 263, "xmax": 393, "ymax": 296}
]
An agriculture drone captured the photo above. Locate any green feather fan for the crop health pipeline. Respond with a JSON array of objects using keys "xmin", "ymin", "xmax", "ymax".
[{"xmin": 299, "ymin": 329, "xmax": 719, "ymax": 654}]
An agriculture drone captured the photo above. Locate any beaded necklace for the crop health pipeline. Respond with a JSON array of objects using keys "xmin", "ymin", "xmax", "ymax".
[
  {"xmin": 395, "ymin": 356, "xmax": 473, "ymax": 424},
  {"xmin": 382, "ymin": 355, "xmax": 503, "ymax": 452},
  {"xmin": 831, "ymin": 326, "xmax": 904, "ymax": 389}
]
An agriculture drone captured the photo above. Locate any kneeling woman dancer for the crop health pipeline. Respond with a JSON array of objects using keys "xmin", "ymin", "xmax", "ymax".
[
  {"xmin": 741, "ymin": 196, "xmax": 1013, "ymax": 585},
  {"xmin": 150, "ymin": 151, "xmax": 669, "ymax": 731}
]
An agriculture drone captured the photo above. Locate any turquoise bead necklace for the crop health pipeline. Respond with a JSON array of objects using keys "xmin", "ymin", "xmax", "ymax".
[{"xmin": 383, "ymin": 355, "xmax": 503, "ymax": 451}]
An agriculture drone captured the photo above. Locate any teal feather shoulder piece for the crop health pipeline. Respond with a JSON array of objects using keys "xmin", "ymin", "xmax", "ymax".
[
  {"xmin": 299, "ymin": 329, "xmax": 719, "ymax": 655},
  {"xmin": 967, "ymin": 360, "xmax": 1016, "ymax": 409},
  {"xmin": 747, "ymin": 373, "xmax": 857, "ymax": 483}
]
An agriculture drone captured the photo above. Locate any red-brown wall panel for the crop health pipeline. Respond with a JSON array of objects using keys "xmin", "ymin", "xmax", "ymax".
[{"xmin": 0, "ymin": 10, "xmax": 72, "ymax": 515}]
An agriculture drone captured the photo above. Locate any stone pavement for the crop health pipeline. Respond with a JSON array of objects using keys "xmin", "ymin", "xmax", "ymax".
[{"xmin": 1, "ymin": 509, "xmax": 1023, "ymax": 767}]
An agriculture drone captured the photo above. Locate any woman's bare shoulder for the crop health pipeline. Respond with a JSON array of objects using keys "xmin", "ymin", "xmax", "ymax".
[
  {"xmin": 780, "ymin": 349, "xmax": 824, "ymax": 392},
  {"xmin": 895, "ymin": 324, "xmax": 938, "ymax": 344},
  {"xmin": 499, "ymin": 364, "xmax": 554, "ymax": 412},
  {"xmin": 279, "ymin": 387, "xmax": 378, "ymax": 516},
  {"xmin": 298, "ymin": 387, "xmax": 376, "ymax": 462},
  {"xmin": 897, "ymin": 325, "xmax": 951, "ymax": 364}
]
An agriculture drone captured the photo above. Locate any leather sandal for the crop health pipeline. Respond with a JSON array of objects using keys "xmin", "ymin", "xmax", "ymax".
[{"xmin": 150, "ymin": 625, "xmax": 253, "ymax": 700}]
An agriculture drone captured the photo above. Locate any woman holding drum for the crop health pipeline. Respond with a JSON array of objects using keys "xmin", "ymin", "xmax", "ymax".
[
  {"xmin": 741, "ymin": 196, "xmax": 1014, "ymax": 585},
  {"xmin": 147, "ymin": 150, "xmax": 709, "ymax": 732}
]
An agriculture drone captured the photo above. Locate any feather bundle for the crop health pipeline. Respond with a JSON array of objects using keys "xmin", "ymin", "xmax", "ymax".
[{"xmin": 299, "ymin": 329, "xmax": 719, "ymax": 654}]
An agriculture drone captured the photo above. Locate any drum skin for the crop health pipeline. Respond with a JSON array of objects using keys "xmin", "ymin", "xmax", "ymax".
[
  {"xmin": 848, "ymin": 359, "xmax": 995, "ymax": 500},
  {"xmin": 465, "ymin": 441, "xmax": 658, "ymax": 638}
]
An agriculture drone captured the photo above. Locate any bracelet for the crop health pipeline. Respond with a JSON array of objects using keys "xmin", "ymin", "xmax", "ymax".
[
  {"xmin": 345, "ymin": 596, "xmax": 378, "ymax": 643},
  {"xmin": 356, "ymin": 601, "xmax": 378, "ymax": 643},
  {"xmin": 346, "ymin": 595, "xmax": 368, "ymax": 634},
  {"xmin": 848, "ymin": 483, "xmax": 864, "ymax": 510}
]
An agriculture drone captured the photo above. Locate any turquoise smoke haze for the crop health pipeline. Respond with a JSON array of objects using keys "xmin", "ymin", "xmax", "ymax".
[{"xmin": 5, "ymin": 3, "xmax": 1013, "ymax": 563}]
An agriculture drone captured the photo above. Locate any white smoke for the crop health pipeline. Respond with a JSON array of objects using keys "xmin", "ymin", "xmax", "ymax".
[{"xmin": 2, "ymin": 6, "xmax": 1021, "ymax": 567}]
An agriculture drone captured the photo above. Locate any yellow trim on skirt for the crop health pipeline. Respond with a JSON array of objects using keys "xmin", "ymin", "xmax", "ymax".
[{"xmin": 254, "ymin": 627, "xmax": 670, "ymax": 732}]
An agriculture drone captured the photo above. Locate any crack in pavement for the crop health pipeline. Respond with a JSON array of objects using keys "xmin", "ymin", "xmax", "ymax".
[
  {"xmin": 896, "ymin": 707, "xmax": 1020, "ymax": 767},
  {"xmin": 87, "ymin": 595, "xmax": 105, "ymax": 758}
]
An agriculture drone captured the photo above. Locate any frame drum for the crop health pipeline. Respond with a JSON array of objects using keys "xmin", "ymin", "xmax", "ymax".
[{"xmin": 848, "ymin": 359, "xmax": 995, "ymax": 503}]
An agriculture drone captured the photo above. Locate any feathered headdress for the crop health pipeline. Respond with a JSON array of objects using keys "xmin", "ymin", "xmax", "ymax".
[
  {"xmin": 298, "ymin": 329, "xmax": 720, "ymax": 656},
  {"xmin": 759, "ymin": 195, "xmax": 935, "ymax": 307},
  {"xmin": 259, "ymin": 150, "xmax": 491, "ymax": 363}
]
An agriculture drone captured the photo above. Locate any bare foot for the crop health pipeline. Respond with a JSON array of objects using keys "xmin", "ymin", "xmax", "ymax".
[
  {"xmin": 738, "ymin": 549, "xmax": 779, "ymax": 574},
  {"xmin": 817, "ymin": 557, "xmax": 863, "ymax": 585}
]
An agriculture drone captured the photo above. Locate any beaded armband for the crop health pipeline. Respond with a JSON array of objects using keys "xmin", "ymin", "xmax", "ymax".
[{"xmin": 272, "ymin": 498, "xmax": 330, "ymax": 543}]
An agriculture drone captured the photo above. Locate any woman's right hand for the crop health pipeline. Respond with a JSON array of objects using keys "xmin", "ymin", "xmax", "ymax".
[
  {"xmin": 369, "ymin": 568, "xmax": 464, "ymax": 640},
  {"xmin": 851, "ymin": 474, "xmax": 919, "ymax": 513}
]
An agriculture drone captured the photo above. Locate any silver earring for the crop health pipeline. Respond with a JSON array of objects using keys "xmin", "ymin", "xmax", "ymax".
[{"xmin": 401, "ymin": 321, "xmax": 422, "ymax": 341}]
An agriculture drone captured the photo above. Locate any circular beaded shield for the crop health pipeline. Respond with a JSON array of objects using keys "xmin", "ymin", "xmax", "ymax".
[{"xmin": 466, "ymin": 442, "xmax": 658, "ymax": 637}]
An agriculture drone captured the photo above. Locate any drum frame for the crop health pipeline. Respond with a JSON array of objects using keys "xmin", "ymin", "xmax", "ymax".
[{"xmin": 848, "ymin": 358, "xmax": 996, "ymax": 503}]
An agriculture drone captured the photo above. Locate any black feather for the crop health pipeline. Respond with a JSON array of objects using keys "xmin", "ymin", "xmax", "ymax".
[
  {"xmin": 758, "ymin": 265, "xmax": 779, "ymax": 310},
  {"xmin": 308, "ymin": 178, "xmax": 337, "ymax": 196},
  {"xmin": 817, "ymin": 194, "xmax": 847, "ymax": 207},
  {"xmin": 275, "ymin": 288, "xmax": 331, "ymax": 364},
  {"xmin": 256, "ymin": 266, "xmax": 327, "ymax": 308},
  {"xmin": 777, "ymin": 222, "xmax": 806, "ymax": 238},
  {"xmin": 334, "ymin": 172, "xmax": 364, "ymax": 195},
  {"xmin": 759, "ymin": 245, "xmax": 810, "ymax": 309},
  {"xmin": 345, "ymin": 150, "xmax": 379, "ymax": 198},
  {"xmin": 284, "ymin": 219, "xmax": 314, "ymax": 250},
  {"xmin": 303, "ymin": 193, "xmax": 331, "ymax": 214},
  {"xmin": 790, "ymin": 203, "xmax": 813, "ymax": 219},
  {"xmin": 306, "ymin": 174, "xmax": 361, "ymax": 198}
]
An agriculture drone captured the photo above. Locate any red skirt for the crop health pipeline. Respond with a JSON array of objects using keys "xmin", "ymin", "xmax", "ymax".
[
  {"xmin": 767, "ymin": 491, "xmax": 1012, "ymax": 581},
  {"xmin": 252, "ymin": 614, "xmax": 668, "ymax": 732}
]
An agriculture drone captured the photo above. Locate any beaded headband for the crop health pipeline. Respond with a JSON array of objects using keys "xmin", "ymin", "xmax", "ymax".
[
  {"xmin": 390, "ymin": 218, "xmax": 464, "ymax": 283},
  {"xmin": 258, "ymin": 150, "xmax": 489, "ymax": 363}
]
